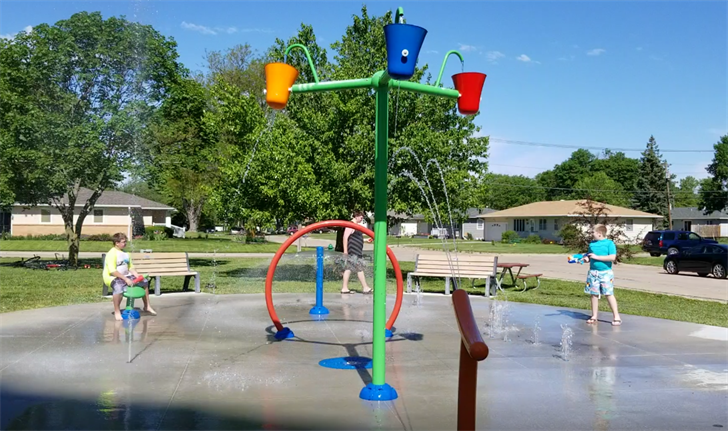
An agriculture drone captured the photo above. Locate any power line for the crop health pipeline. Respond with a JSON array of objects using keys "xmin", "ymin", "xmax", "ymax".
[{"xmin": 489, "ymin": 138, "xmax": 714, "ymax": 153}]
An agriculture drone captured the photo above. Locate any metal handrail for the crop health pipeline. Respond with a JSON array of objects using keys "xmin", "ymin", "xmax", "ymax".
[{"xmin": 452, "ymin": 289, "xmax": 489, "ymax": 431}]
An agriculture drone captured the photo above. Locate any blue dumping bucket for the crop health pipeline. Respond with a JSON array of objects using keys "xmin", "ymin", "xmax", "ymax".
[{"xmin": 384, "ymin": 23, "xmax": 427, "ymax": 80}]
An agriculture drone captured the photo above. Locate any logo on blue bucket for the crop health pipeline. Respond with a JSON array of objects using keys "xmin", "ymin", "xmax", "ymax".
[{"xmin": 384, "ymin": 23, "xmax": 428, "ymax": 80}]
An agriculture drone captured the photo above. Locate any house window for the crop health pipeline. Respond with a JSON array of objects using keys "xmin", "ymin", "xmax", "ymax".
[
  {"xmin": 40, "ymin": 209, "xmax": 51, "ymax": 223},
  {"xmin": 539, "ymin": 219, "xmax": 547, "ymax": 231},
  {"xmin": 706, "ymin": 220, "xmax": 715, "ymax": 226},
  {"xmin": 554, "ymin": 219, "xmax": 559, "ymax": 231},
  {"xmin": 626, "ymin": 219, "xmax": 633, "ymax": 232},
  {"xmin": 94, "ymin": 209, "xmax": 104, "ymax": 223},
  {"xmin": 514, "ymin": 219, "xmax": 526, "ymax": 232},
  {"xmin": 476, "ymin": 219, "xmax": 484, "ymax": 230}
]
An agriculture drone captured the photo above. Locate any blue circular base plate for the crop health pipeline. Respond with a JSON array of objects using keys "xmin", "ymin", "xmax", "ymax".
[
  {"xmin": 385, "ymin": 328, "xmax": 393, "ymax": 338},
  {"xmin": 319, "ymin": 356, "xmax": 373, "ymax": 370},
  {"xmin": 359, "ymin": 383, "xmax": 398, "ymax": 401},
  {"xmin": 274, "ymin": 327, "xmax": 295, "ymax": 340},
  {"xmin": 309, "ymin": 306, "xmax": 330, "ymax": 315},
  {"xmin": 122, "ymin": 309, "xmax": 140, "ymax": 320}
]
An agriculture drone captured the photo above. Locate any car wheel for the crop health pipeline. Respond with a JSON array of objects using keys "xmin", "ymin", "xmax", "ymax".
[
  {"xmin": 650, "ymin": 253, "xmax": 661, "ymax": 257},
  {"xmin": 713, "ymin": 263, "xmax": 727, "ymax": 279},
  {"xmin": 697, "ymin": 273, "xmax": 709, "ymax": 278},
  {"xmin": 667, "ymin": 247, "xmax": 679, "ymax": 255},
  {"xmin": 665, "ymin": 260, "xmax": 679, "ymax": 274}
]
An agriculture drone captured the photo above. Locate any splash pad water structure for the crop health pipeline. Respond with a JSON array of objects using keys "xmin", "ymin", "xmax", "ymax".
[{"xmin": 264, "ymin": 6, "xmax": 487, "ymax": 401}]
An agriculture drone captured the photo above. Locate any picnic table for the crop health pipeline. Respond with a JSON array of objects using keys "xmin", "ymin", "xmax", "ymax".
[{"xmin": 497, "ymin": 262, "xmax": 542, "ymax": 292}]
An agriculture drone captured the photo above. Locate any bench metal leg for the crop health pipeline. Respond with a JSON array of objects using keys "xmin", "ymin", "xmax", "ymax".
[
  {"xmin": 183, "ymin": 275, "xmax": 191, "ymax": 292},
  {"xmin": 102, "ymin": 283, "xmax": 109, "ymax": 296},
  {"xmin": 195, "ymin": 274, "xmax": 200, "ymax": 293},
  {"xmin": 155, "ymin": 276, "xmax": 161, "ymax": 296},
  {"xmin": 445, "ymin": 277, "xmax": 451, "ymax": 295}
]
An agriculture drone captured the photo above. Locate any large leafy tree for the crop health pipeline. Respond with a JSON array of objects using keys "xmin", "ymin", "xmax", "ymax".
[
  {"xmin": 591, "ymin": 150, "xmax": 640, "ymax": 203},
  {"xmin": 572, "ymin": 171, "xmax": 631, "ymax": 207},
  {"xmin": 0, "ymin": 12, "xmax": 182, "ymax": 264},
  {"xmin": 699, "ymin": 135, "xmax": 728, "ymax": 213},
  {"xmin": 673, "ymin": 176, "xmax": 701, "ymax": 208},
  {"xmin": 478, "ymin": 173, "xmax": 545, "ymax": 210},
  {"xmin": 267, "ymin": 6, "xmax": 488, "ymax": 225},
  {"xmin": 634, "ymin": 136, "xmax": 670, "ymax": 223}
]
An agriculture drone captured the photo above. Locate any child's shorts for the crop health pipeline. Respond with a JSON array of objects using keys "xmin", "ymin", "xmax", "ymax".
[
  {"xmin": 585, "ymin": 269, "xmax": 614, "ymax": 296},
  {"xmin": 110, "ymin": 274, "xmax": 148, "ymax": 295}
]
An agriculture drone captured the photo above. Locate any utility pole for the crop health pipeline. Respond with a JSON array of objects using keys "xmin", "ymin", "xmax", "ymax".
[{"xmin": 664, "ymin": 162, "xmax": 673, "ymax": 230}]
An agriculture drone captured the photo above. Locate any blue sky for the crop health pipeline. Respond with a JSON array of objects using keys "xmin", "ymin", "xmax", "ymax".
[{"xmin": 2, "ymin": 1, "xmax": 726, "ymax": 182}]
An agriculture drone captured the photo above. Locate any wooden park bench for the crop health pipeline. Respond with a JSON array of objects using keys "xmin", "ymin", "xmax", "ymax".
[
  {"xmin": 407, "ymin": 253, "xmax": 500, "ymax": 296},
  {"xmin": 101, "ymin": 252, "xmax": 200, "ymax": 297}
]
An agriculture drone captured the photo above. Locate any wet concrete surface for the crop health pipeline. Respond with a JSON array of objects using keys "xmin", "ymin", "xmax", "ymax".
[{"xmin": 1, "ymin": 292, "xmax": 726, "ymax": 430}]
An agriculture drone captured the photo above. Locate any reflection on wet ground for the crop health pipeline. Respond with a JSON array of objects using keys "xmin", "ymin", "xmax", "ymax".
[{"xmin": 1, "ymin": 292, "xmax": 726, "ymax": 430}]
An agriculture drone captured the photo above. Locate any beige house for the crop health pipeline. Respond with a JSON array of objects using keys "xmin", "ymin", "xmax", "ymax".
[
  {"xmin": 476, "ymin": 200, "xmax": 663, "ymax": 243},
  {"xmin": 7, "ymin": 188, "xmax": 176, "ymax": 237}
]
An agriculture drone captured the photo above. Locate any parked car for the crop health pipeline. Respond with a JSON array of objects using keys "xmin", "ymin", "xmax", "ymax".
[
  {"xmin": 287, "ymin": 225, "xmax": 298, "ymax": 235},
  {"xmin": 641, "ymin": 230, "xmax": 718, "ymax": 256},
  {"xmin": 664, "ymin": 244, "xmax": 727, "ymax": 279}
]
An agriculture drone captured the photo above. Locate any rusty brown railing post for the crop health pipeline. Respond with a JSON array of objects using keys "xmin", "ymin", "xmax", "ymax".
[{"xmin": 452, "ymin": 289, "xmax": 489, "ymax": 431}]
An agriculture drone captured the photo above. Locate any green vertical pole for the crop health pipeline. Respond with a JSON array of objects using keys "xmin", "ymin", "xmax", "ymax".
[{"xmin": 360, "ymin": 71, "xmax": 397, "ymax": 401}]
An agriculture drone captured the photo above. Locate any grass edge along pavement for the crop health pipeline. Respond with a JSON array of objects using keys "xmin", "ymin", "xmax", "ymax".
[
  {"xmin": 0, "ymin": 238, "xmax": 299, "ymax": 253},
  {"xmin": 1, "ymin": 257, "xmax": 726, "ymax": 327}
]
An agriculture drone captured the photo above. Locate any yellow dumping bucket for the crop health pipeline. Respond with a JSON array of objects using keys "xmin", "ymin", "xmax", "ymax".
[{"xmin": 265, "ymin": 63, "xmax": 299, "ymax": 110}]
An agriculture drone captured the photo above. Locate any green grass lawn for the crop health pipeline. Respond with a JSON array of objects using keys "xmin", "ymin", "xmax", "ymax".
[
  {"xmin": 2, "ymin": 257, "xmax": 725, "ymax": 327},
  {"xmin": 625, "ymin": 256, "xmax": 664, "ymax": 267},
  {"xmin": 0, "ymin": 238, "xmax": 292, "ymax": 253}
]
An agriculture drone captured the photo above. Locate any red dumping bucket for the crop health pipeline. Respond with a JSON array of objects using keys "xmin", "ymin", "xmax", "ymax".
[{"xmin": 452, "ymin": 72, "xmax": 487, "ymax": 116}]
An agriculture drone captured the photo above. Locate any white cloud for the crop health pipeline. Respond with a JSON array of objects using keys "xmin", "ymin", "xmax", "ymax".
[
  {"xmin": 587, "ymin": 48, "xmax": 606, "ymax": 56},
  {"xmin": 0, "ymin": 25, "xmax": 33, "ymax": 40},
  {"xmin": 216, "ymin": 26, "xmax": 238, "ymax": 35},
  {"xmin": 485, "ymin": 50, "xmax": 505, "ymax": 63},
  {"xmin": 516, "ymin": 54, "xmax": 540, "ymax": 64},
  {"xmin": 458, "ymin": 43, "xmax": 478, "ymax": 52},
  {"xmin": 181, "ymin": 21, "xmax": 217, "ymax": 35}
]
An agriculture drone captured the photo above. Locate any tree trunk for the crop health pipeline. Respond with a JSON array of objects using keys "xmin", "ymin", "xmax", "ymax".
[
  {"xmin": 64, "ymin": 218, "xmax": 80, "ymax": 267},
  {"xmin": 185, "ymin": 201, "xmax": 202, "ymax": 233}
]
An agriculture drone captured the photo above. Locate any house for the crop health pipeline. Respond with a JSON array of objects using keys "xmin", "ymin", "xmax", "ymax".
[
  {"xmin": 672, "ymin": 207, "xmax": 728, "ymax": 238},
  {"xmin": 476, "ymin": 200, "xmax": 663, "ymax": 242},
  {"xmin": 5, "ymin": 188, "xmax": 176, "ymax": 238},
  {"xmin": 387, "ymin": 208, "xmax": 496, "ymax": 239}
]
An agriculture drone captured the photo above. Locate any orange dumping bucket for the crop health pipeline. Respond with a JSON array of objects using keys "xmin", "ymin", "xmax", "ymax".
[
  {"xmin": 265, "ymin": 63, "xmax": 299, "ymax": 110},
  {"xmin": 452, "ymin": 72, "xmax": 486, "ymax": 116}
]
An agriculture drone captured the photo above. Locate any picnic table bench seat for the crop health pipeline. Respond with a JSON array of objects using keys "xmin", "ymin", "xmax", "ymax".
[
  {"xmin": 515, "ymin": 273, "xmax": 542, "ymax": 291},
  {"xmin": 101, "ymin": 252, "xmax": 200, "ymax": 296},
  {"xmin": 407, "ymin": 253, "xmax": 500, "ymax": 296}
]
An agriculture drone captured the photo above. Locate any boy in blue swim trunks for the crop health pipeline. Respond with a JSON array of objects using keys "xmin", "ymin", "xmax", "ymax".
[{"xmin": 583, "ymin": 225, "xmax": 622, "ymax": 326}]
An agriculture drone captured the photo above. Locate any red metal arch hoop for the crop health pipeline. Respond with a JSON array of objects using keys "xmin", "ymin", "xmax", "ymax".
[{"xmin": 265, "ymin": 220, "xmax": 404, "ymax": 332}]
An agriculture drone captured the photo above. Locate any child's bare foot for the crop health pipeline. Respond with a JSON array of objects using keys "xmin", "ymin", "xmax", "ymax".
[
  {"xmin": 114, "ymin": 311, "xmax": 123, "ymax": 321},
  {"xmin": 144, "ymin": 307, "xmax": 157, "ymax": 316}
]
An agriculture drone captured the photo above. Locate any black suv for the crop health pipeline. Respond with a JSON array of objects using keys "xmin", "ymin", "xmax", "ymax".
[{"xmin": 642, "ymin": 230, "xmax": 718, "ymax": 257}]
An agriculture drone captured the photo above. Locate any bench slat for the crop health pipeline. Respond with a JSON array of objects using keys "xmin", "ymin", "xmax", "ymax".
[
  {"xmin": 415, "ymin": 263, "xmax": 495, "ymax": 270},
  {"xmin": 134, "ymin": 262, "xmax": 190, "ymax": 269},
  {"xmin": 131, "ymin": 252, "xmax": 188, "ymax": 259},
  {"xmin": 147, "ymin": 271, "xmax": 198, "ymax": 276}
]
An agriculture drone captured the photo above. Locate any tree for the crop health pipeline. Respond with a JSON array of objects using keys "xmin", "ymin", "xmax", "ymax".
[
  {"xmin": 541, "ymin": 149, "xmax": 596, "ymax": 200},
  {"xmin": 0, "ymin": 12, "xmax": 182, "ymax": 265},
  {"xmin": 267, "ymin": 6, "xmax": 488, "ymax": 226},
  {"xmin": 148, "ymin": 77, "xmax": 216, "ymax": 233},
  {"xmin": 478, "ymin": 173, "xmax": 546, "ymax": 210},
  {"xmin": 699, "ymin": 135, "xmax": 728, "ymax": 213},
  {"xmin": 674, "ymin": 176, "xmax": 700, "ymax": 208},
  {"xmin": 203, "ymin": 43, "xmax": 267, "ymax": 110},
  {"xmin": 591, "ymin": 150, "xmax": 640, "ymax": 204},
  {"xmin": 572, "ymin": 172, "xmax": 631, "ymax": 207},
  {"xmin": 634, "ymin": 136, "xmax": 670, "ymax": 223}
]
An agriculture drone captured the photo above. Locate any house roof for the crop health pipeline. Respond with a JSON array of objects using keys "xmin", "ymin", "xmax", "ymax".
[
  {"xmin": 15, "ymin": 188, "xmax": 174, "ymax": 210},
  {"xmin": 477, "ymin": 200, "xmax": 662, "ymax": 219},
  {"xmin": 388, "ymin": 208, "xmax": 495, "ymax": 221},
  {"xmin": 672, "ymin": 207, "xmax": 728, "ymax": 220}
]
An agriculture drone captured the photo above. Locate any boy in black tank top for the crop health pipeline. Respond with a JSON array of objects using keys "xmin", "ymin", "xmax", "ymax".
[{"xmin": 341, "ymin": 211, "xmax": 372, "ymax": 294}]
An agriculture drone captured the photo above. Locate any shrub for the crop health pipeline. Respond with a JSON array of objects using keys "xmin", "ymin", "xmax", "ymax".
[
  {"xmin": 559, "ymin": 224, "xmax": 580, "ymax": 245},
  {"xmin": 541, "ymin": 238, "xmax": 557, "ymax": 245},
  {"xmin": 466, "ymin": 232, "xmax": 473, "ymax": 240},
  {"xmin": 86, "ymin": 234, "xmax": 114, "ymax": 242},
  {"xmin": 501, "ymin": 230, "xmax": 520, "ymax": 244},
  {"xmin": 144, "ymin": 226, "xmax": 170, "ymax": 241},
  {"xmin": 524, "ymin": 234, "xmax": 542, "ymax": 244}
]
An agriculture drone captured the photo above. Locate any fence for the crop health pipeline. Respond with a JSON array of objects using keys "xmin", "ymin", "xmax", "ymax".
[
  {"xmin": 693, "ymin": 225, "xmax": 722, "ymax": 239},
  {"xmin": 451, "ymin": 289, "xmax": 490, "ymax": 430}
]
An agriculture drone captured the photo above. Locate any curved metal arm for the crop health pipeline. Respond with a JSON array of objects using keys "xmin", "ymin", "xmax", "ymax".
[
  {"xmin": 395, "ymin": 7, "xmax": 404, "ymax": 24},
  {"xmin": 435, "ymin": 50, "xmax": 465, "ymax": 87},
  {"xmin": 284, "ymin": 43, "xmax": 319, "ymax": 83}
]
